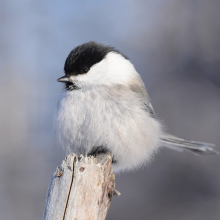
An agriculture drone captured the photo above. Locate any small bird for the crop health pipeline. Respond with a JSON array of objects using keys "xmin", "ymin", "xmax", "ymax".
[{"xmin": 56, "ymin": 41, "xmax": 217, "ymax": 173}]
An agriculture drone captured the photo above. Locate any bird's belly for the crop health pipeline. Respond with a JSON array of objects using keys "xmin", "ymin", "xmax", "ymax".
[{"xmin": 57, "ymin": 89, "xmax": 162, "ymax": 172}]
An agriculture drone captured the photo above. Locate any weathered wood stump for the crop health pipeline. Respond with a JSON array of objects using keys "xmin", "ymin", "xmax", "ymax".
[{"xmin": 43, "ymin": 153, "xmax": 120, "ymax": 220}]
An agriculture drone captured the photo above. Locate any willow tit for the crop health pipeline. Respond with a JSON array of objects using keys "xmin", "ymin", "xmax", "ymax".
[{"xmin": 56, "ymin": 41, "xmax": 217, "ymax": 173}]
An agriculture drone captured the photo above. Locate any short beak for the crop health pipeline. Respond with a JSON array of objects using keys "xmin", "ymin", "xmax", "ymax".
[{"xmin": 57, "ymin": 76, "xmax": 70, "ymax": 83}]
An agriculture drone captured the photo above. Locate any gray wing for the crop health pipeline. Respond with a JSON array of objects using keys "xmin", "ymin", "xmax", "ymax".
[
  {"xmin": 128, "ymin": 75, "xmax": 218, "ymax": 155},
  {"xmin": 129, "ymin": 76, "xmax": 157, "ymax": 118}
]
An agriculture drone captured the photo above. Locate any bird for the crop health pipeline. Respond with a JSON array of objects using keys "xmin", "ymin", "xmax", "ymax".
[{"xmin": 56, "ymin": 41, "xmax": 217, "ymax": 173}]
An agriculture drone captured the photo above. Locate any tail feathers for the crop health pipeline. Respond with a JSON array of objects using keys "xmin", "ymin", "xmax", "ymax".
[{"xmin": 161, "ymin": 134, "xmax": 219, "ymax": 156}]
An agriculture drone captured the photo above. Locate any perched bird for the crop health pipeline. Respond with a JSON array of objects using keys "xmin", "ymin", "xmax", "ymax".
[{"xmin": 56, "ymin": 41, "xmax": 217, "ymax": 173}]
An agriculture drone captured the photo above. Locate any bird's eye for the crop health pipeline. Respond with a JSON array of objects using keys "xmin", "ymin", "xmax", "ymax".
[{"xmin": 81, "ymin": 67, "xmax": 89, "ymax": 74}]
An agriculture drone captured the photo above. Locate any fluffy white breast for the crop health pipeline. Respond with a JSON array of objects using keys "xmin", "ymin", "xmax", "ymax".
[{"xmin": 56, "ymin": 85, "xmax": 162, "ymax": 173}]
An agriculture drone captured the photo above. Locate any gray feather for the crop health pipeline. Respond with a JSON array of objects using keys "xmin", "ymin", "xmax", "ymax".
[
  {"xmin": 129, "ymin": 77, "xmax": 156, "ymax": 118},
  {"xmin": 128, "ymin": 77, "xmax": 218, "ymax": 156},
  {"xmin": 127, "ymin": 78, "xmax": 219, "ymax": 156},
  {"xmin": 161, "ymin": 134, "xmax": 219, "ymax": 156}
]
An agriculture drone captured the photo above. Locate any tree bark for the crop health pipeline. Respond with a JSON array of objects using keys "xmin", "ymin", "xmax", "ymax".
[{"xmin": 43, "ymin": 153, "xmax": 120, "ymax": 220}]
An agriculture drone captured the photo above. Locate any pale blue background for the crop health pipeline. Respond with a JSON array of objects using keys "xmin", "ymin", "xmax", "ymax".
[{"xmin": 1, "ymin": 1, "xmax": 220, "ymax": 219}]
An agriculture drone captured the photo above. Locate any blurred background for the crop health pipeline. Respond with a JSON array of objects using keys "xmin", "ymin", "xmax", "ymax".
[{"xmin": 1, "ymin": 0, "xmax": 220, "ymax": 219}]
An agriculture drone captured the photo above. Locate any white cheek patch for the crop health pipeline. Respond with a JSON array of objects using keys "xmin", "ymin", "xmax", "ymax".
[
  {"xmin": 74, "ymin": 52, "xmax": 139, "ymax": 87},
  {"xmin": 81, "ymin": 59, "xmax": 108, "ymax": 84}
]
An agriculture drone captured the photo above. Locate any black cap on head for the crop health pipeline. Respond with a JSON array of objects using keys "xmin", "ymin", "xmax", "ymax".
[{"xmin": 64, "ymin": 41, "xmax": 127, "ymax": 76}]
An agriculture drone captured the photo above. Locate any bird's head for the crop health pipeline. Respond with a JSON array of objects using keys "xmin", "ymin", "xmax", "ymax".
[{"xmin": 57, "ymin": 41, "xmax": 138, "ymax": 90}]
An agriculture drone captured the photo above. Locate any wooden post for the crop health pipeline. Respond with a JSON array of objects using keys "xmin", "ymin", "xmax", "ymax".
[{"xmin": 43, "ymin": 153, "xmax": 120, "ymax": 220}]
